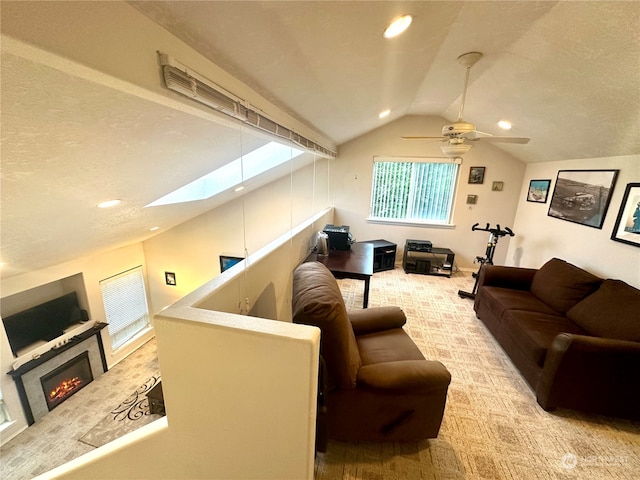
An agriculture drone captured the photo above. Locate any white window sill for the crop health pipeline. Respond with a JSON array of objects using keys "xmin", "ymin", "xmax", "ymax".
[
  {"xmin": 0, "ymin": 420, "xmax": 16, "ymax": 433},
  {"xmin": 366, "ymin": 217, "xmax": 456, "ymax": 229}
]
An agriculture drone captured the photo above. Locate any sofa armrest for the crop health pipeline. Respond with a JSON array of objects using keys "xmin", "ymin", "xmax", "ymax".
[
  {"xmin": 478, "ymin": 265, "xmax": 537, "ymax": 290},
  {"xmin": 348, "ymin": 306, "xmax": 407, "ymax": 335},
  {"xmin": 356, "ymin": 360, "xmax": 451, "ymax": 394},
  {"xmin": 536, "ymin": 333, "xmax": 640, "ymax": 419}
]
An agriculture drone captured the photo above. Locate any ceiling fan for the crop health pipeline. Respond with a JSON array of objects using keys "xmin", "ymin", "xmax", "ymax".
[{"xmin": 403, "ymin": 52, "xmax": 530, "ymax": 157}]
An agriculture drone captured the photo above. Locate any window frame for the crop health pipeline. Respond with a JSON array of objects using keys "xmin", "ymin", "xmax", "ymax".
[{"xmin": 367, "ymin": 156, "xmax": 461, "ymax": 227}]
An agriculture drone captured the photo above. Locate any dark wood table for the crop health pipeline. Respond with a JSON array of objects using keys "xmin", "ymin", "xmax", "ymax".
[{"xmin": 305, "ymin": 242, "xmax": 374, "ymax": 308}]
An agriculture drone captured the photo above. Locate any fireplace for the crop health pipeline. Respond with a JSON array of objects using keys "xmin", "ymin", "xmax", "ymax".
[
  {"xmin": 8, "ymin": 323, "xmax": 108, "ymax": 425},
  {"xmin": 40, "ymin": 351, "xmax": 93, "ymax": 411}
]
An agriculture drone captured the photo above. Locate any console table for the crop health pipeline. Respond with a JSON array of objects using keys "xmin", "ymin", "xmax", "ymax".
[{"xmin": 305, "ymin": 242, "xmax": 374, "ymax": 308}]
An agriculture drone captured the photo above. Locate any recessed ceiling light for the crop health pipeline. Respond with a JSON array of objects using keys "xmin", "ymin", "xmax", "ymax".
[
  {"xmin": 98, "ymin": 199, "xmax": 121, "ymax": 208},
  {"xmin": 378, "ymin": 109, "xmax": 391, "ymax": 119},
  {"xmin": 383, "ymin": 15, "xmax": 413, "ymax": 39},
  {"xmin": 498, "ymin": 120, "xmax": 512, "ymax": 130},
  {"xmin": 150, "ymin": 226, "xmax": 160, "ymax": 232},
  {"xmin": 235, "ymin": 186, "xmax": 245, "ymax": 192}
]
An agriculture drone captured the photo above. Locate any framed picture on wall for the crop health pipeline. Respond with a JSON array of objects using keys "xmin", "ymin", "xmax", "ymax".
[
  {"xmin": 165, "ymin": 272, "xmax": 176, "ymax": 286},
  {"xmin": 527, "ymin": 179, "xmax": 551, "ymax": 203},
  {"xmin": 547, "ymin": 169, "xmax": 619, "ymax": 229},
  {"xmin": 468, "ymin": 166, "xmax": 485, "ymax": 184},
  {"xmin": 611, "ymin": 183, "xmax": 640, "ymax": 247}
]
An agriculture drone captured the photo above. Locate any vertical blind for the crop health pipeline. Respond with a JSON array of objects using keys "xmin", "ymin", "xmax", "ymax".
[
  {"xmin": 370, "ymin": 158, "xmax": 460, "ymax": 223},
  {"xmin": 100, "ymin": 266, "xmax": 150, "ymax": 350}
]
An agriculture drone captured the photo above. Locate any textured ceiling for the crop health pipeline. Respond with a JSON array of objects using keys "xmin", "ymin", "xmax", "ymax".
[
  {"xmin": 1, "ymin": 1, "xmax": 639, "ymax": 278},
  {"xmin": 130, "ymin": 1, "xmax": 640, "ymax": 161}
]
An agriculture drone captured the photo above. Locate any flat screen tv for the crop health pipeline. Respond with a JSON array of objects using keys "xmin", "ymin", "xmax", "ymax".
[
  {"xmin": 219, "ymin": 255, "xmax": 244, "ymax": 273},
  {"xmin": 3, "ymin": 292, "xmax": 86, "ymax": 356}
]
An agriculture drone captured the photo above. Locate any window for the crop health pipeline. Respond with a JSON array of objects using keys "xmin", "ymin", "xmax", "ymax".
[
  {"xmin": 369, "ymin": 156, "xmax": 461, "ymax": 224},
  {"xmin": 100, "ymin": 266, "xmax": 150, "ymax": 350},
  {"xmin": 146, "ymin": 142, "xmax": 303, "ymax": 207}
]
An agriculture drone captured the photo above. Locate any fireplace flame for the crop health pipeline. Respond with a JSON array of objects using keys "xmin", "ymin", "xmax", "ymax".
[{"xmin": 49, "ymin": 376, "xmax": 83, "ymax": 401}]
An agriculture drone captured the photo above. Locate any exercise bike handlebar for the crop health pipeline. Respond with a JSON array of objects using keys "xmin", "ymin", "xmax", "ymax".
[{"xmin": 471, "ymin": 223, "xmax": 514, "ymax": 237}]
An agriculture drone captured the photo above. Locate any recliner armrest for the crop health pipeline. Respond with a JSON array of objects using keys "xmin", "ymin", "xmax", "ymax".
[
  {"xmin": 348, "ymin": 306, "xmax": 406, "ymax": 335},
  {"xmin": 357, "ymin": 360, "xmax": 451, "ymax": 394}
]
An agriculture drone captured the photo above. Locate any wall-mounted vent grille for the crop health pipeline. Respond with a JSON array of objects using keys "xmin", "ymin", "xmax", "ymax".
[{"xmin": 162, "ymin": 64, "xmax": 337, "ymax": 158}]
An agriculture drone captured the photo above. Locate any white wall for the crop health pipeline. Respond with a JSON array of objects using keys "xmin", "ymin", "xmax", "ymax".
[
  {"xmin": 508, "ymin": 155, "xmax": 640, "ymax": 288},
  {"xmin": 332, "ymin": 115, "xmax": 527, "ymax": 269}
]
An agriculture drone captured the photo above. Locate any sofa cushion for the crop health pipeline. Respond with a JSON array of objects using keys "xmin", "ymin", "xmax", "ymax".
[
  {"xmin": 530, "ymin": 258, "xmax": 603, "ymax": 314},
  {"xmin": 567, "ymin": 279, "xmax": 640, "ymax": 341},
  {"xmin": 502, "ymin": 310, "xmax": 588, "ymax": 367},
  {"xmin": 478, "ymin": 286, "xmax": 560, "ymax": 321},
  {"xmin": 292, "ymin": 262, "xmax": 361, "ymax": 389}
]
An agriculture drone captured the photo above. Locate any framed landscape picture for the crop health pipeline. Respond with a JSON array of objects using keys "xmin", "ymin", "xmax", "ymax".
[
  {"xmin": 548, "ymin": 169, "xmax": 619, "ymax": 229},
  {"xmin": 527, "ymin": 179, "xmax": 551, "ymax": 203},
  {"xmin": 611, "ymin": 183, "xmax": 640, "ymax": 247}
]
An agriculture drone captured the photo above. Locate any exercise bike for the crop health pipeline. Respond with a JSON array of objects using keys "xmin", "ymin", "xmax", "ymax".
[{"xmin": 458, "ymin": 223, "xmax": 514, "ymax": 300}]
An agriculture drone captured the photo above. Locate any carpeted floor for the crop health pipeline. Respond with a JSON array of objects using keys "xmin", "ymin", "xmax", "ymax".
[
  {"xmin": 1, "ymin": 267, "xmax": 638, "ymax": 479},
  {"xmin": 314, "ymin": 267, "xmax": 640, "ymax": 479}
]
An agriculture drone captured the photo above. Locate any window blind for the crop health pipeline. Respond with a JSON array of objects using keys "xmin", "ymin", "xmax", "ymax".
[
  {"xmin": 100, "ymin": 266, "xmax": 150, "ymax": 350},
  {"xmin": 370, "ymin": 157, "xmax": 460, "ymax": 224}
]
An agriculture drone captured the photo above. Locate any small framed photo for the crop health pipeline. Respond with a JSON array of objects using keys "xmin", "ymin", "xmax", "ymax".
[
  {"xmin": 468, "ymin": 166, "xmax": 485, "ymax": 184},
  {"xmin": 165, "ymin": 272, "xmax": 176, "ymax": 286},
  {"xmin": 466, "ymin": 194, "xmax": 478, "ymax": 205},
  {"xmin": 492, "ymin": 181, "xmax": 504, "ymax": 192},
  {"xmin": 611, "ymin": 183, "xmax": 640, "ymax": 247},
  {"xmin": 527, "ymin": 179, "xmax": 552, "ymax": 203}
]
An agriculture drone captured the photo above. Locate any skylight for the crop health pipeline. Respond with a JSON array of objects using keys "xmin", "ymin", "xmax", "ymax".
[{"xmin": 146, "ymin": 142, "xmax": 303, "ymax": 207}]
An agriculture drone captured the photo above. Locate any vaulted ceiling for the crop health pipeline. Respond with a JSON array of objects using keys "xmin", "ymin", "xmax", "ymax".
[{"xmin": 1, "ymin": 1, "xmax": 639, "ymax": 278}]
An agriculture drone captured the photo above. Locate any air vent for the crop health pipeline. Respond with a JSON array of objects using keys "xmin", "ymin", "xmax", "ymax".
[{"xmin": 161, "ymin": 63, "xmax": 336, "ymax": 158}]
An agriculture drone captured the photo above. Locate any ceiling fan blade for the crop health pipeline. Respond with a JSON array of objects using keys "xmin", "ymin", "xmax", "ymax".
[
  {"xmin": 473, "ymin": 136, "xmax": 531, "ymax": 144},
  {"xmin": 401, "ymin": 136, "xmax": 446, "ymax": 141},
  {"xmin": 460, "ymin": 130, "xmax": 492, "ymax": 139}
]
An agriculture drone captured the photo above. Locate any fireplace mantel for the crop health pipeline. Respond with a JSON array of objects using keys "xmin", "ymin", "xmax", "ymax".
[{"xmin": 7, "ymin": 322, "xmax": 108, "ymax": 425}]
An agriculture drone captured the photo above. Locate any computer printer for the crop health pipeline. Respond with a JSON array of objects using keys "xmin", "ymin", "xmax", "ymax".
[{"xmin": 322, "ymin": 224, "xmax": 353, "ymax": 251}]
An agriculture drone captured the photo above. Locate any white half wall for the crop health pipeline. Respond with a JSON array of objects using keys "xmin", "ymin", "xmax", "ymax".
[
  {"xmin": 33, "ymin": 212, "xmax": 329, "ymax": 479},
  {"xmin": 36, "ymin": 310, "xmax": 320, "ymax": 480}
]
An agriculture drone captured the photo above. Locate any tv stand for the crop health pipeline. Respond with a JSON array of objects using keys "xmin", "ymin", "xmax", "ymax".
[{"xmin": 402, "ymin": 240, "xmax": 455, "ymax": 278}]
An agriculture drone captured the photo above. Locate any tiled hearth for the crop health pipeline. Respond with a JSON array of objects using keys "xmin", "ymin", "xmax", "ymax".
[{"xmin": 8, "ymin": 323, "xmax": 108, "ymax": 425}]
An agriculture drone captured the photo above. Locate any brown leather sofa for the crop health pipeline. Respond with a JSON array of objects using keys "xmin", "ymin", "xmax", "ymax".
[
  {"xmin": 292, "ymin": 261, "xmax": 451, "ymax": 442},
  {"xmin": 474, "ymin": 258, "xmax": 640, "ymax": 419}
]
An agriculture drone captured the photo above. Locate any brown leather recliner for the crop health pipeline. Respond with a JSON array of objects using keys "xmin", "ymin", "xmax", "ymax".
[{"xmin": 292, "ymin": 261, "xmax": 451, "ymax": 442}]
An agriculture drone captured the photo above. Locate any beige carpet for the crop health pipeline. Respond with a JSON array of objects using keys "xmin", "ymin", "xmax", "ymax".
[{"xmin": 314, "ymin": 267, "xmax": 640, "ymax": 480}]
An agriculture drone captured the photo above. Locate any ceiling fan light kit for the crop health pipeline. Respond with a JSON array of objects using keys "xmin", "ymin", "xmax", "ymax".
[{"xmin": 441, "ymin": 143, "xmax": 472, "ymax": 157}]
